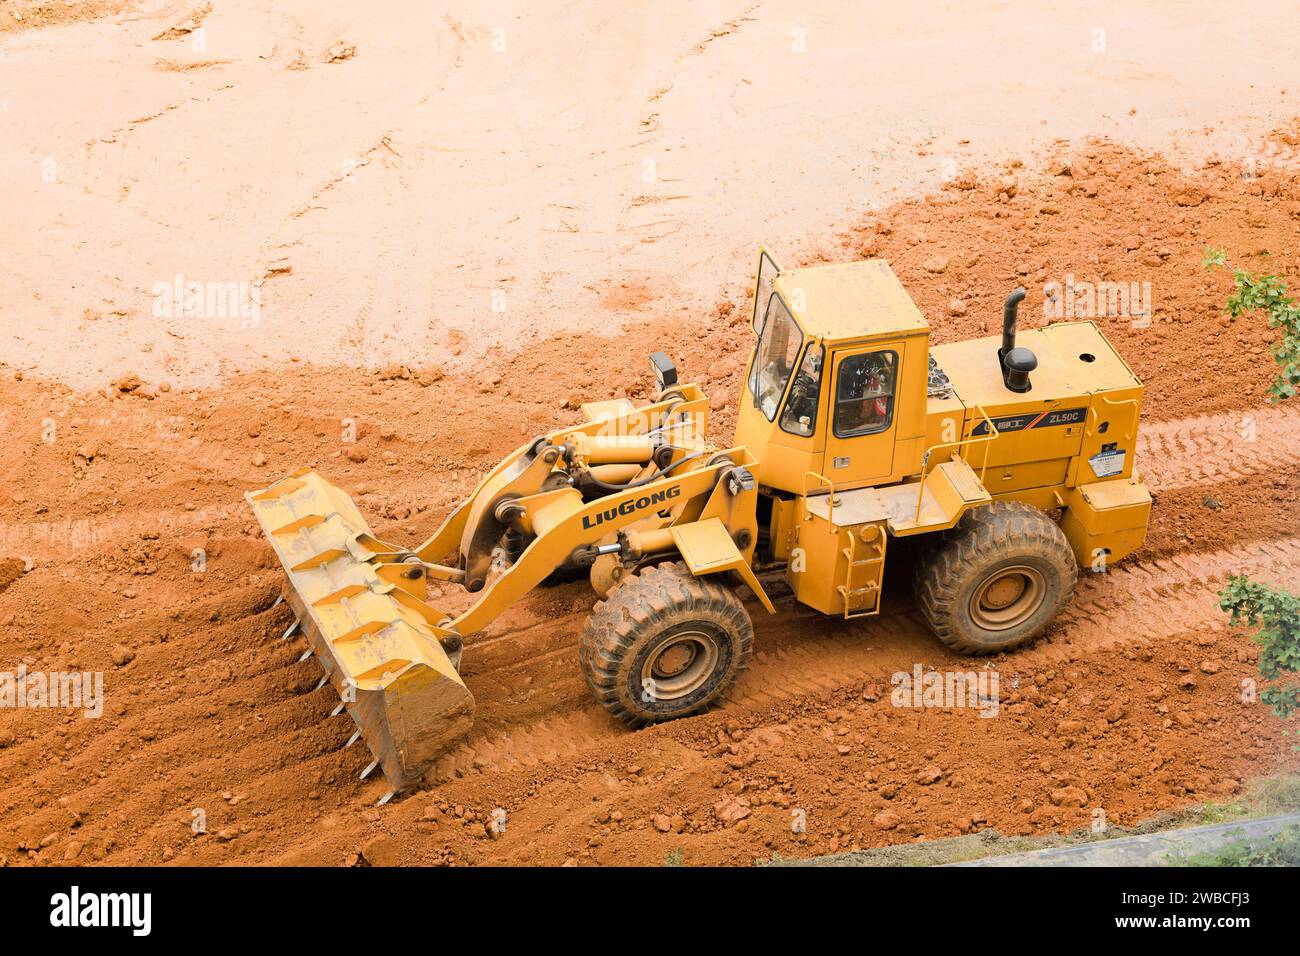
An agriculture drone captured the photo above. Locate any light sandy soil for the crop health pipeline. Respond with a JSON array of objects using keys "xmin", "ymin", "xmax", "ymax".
[
  {"xmin": 2, "ymin": 0, "xmax": 1299, "ymax": 387},
  {"xmin": 1, "ymin": 1, "xmax": 1299, "ymax": 867}
]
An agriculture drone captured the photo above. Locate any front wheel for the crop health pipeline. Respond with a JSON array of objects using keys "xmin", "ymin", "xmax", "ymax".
[
  {"xmin": 579, "ymin": 562, "xmax": 753, "ymax": 726},
  {"xmin": 914, "ymin": 501, "xmax": 1077, "ymax": 654}
]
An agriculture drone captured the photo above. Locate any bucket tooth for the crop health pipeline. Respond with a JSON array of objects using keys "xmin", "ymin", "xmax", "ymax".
[
  {"xmin": 333, "ymin": 620, "xmax": 392, "ymax": 645},
  {"xmin": 345, "ymin": 730, "xmax": 361, "ymax": 748},
  {"xmin": 246, "ymin": 467, "xmax": 476, "ymax": 792},
  {"xmin": 360, "ymin": 759, "xmax": 379, "ymax": 781},
  {"xmin": 331, "ymin": 701, "xmax": 347, "ymax": 717},
  {"xmin": 252, "ymin": 477, "xmax": 308, "ymax": 501},
  {"xmin": 313, "ymin": 584, "xmax": 368, "ymax": 607},
  {"xmin": 376, "ymin": 790, "xmax": 396, "ymax": 806},
  {"xmin": 270, "ymin": 594, "xmax": 285, "ymax": 610},
  {"xmin": 280, "ymin": 619, "xmax": 300, "ymax": 641},
  {"xmin": 354, "ymin": 659, "xmax": 412, "ymax": 681},
  {"xmin": 290, "ymin": 548, "xmax": 348, "ymax": 572},
  {"xmin": 270, "ymin": 513, "xmax": 327, "ymax": 536},
  {"xmin": 313, "ymin": 676, "xmax": 328, "ymax": 692},
  {"xmin": 298, "ymin": 649, "xmax": 314, "ymax": 663}
]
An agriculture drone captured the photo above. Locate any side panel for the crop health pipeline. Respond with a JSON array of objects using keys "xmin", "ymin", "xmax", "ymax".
[
  {"xmin": 1068, "ymin": 385, "xmax": 1144, "ymax": 486},
  {"xmin": 1060, "ymin": 477, "xmax": 1152, "ymax": 567},
  {"xmin": 965, "ymin": 399, "xmax": 1089, "ymax": 468},
  {"xmin": 788, "ymin": 500, "xmax": 889, "ymax": 617},
  {"xmin": 922, "ymin": 393, "xmax": 967, "ymax": 470},
  {"xmin": 787, "ymin": 500, "xmax": 843, "ymax": 616},
  {"xmin": 981, "ymin": 457, "xmax": 1071, "ymax": 496}
]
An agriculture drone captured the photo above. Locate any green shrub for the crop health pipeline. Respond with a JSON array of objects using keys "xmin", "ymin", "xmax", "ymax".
[
  {"xmin": 1171, "ymin": 823, "xmax": 1300, "ymax": 866},
  {"xmin": 1219, "ymin": 575, "xmax": 1300, "ymax": 720},
  {"xmin": 1204, "ymin": 246, "xmax": 1300, "ymax": 402}
]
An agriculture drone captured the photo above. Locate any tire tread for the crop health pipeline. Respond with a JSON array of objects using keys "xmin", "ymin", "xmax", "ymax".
[
  {"xmin": 579, "ymin": 561, "xmax": 753, "ymax": 726},
  {"xmin": 915, "ymin": 501, "xmax": 1077, "ymax": 655}
]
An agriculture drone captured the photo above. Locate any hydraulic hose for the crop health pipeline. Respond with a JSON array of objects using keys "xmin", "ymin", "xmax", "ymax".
[{"xmin": 580, "ymin": 449, "xmax": 712, "ymax": 493}]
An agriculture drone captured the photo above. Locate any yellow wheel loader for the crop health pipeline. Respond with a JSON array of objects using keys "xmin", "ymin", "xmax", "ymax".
[{"xmin": 248, "ymin": 249, "xmax": 1152, "ymax": 798}]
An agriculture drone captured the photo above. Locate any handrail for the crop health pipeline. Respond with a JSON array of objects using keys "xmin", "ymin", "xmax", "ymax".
[
  {"xmin": 803, "ymin": 470, "xmax": 838, "ymax": 530},
  {"xmin": 912, "ymin": 405, "xmax": 1000, "ymax": 523}
]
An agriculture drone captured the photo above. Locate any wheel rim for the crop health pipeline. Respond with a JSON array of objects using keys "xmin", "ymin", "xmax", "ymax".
[
  {"xmin": 968, "ymin": 565, "xmax": 1046, "ymax": 631},
  {"xmin": 640, "ymin": 628, "xmax": 720, "ymax": 701}
]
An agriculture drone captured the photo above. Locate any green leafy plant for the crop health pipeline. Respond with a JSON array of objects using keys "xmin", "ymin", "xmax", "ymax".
[
  {"xmin": 1219, "ymin": 574, "xmax": 1300, "ymax": 720},
  {"xmin": 1203, "ymin": 246, "xmax": 1300, "ymax": 402},
  {"xmin": 663, "ymin": 847, "xmax": 683, "ymax": 867},
  {"xmin": 1169, "ymin": 823, "xmax": 1300, "ymax": 866}
]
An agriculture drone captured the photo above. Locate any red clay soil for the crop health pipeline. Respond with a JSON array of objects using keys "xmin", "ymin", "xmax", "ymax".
[{"xmin": 1, "ymin": 137, "xmax": 1299, "ymax": 866}]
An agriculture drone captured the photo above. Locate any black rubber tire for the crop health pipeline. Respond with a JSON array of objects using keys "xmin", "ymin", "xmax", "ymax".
[
  {"xmin": 579, "ymin": 562, "xmax": 753, "ymax": 727},
  {"xmin": 914, "ymin": 501, "xmax": 1077, "ymax": 655}
]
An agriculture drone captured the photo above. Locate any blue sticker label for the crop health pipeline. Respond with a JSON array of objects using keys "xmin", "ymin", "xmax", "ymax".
[{"xmin": 1089, "ymin": 448, "xmax": 1126, "ymax": 478}]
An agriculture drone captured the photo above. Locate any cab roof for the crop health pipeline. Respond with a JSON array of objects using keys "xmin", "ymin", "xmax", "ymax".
[{"xmin": 773, "ymin": 259, "xmax": 930, "ymax": 342}]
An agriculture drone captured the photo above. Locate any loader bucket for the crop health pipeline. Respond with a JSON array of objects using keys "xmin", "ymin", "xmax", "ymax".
[{"xmin": 246, "ymin": 469, "xmax": 475, "ymax": 793}]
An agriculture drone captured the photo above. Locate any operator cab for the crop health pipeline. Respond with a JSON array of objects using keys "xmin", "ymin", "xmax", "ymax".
[{"xmin": 736, "ymin": 249, "xmax": 931, "ymax": 496}]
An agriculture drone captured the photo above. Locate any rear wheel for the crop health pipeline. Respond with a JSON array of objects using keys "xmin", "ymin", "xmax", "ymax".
[
  {"xmin": 579, "ymin": 562, "xmax": 753, "ymax": 726},
  {"xmin": 914, "ymin": 501, "xmax": 1076, "ymax": 654}
]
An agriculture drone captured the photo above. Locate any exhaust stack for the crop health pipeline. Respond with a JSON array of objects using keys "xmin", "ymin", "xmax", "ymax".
[{"xmin": 998, "ymin": 287, "xmax": 1036, "ymax": 393}]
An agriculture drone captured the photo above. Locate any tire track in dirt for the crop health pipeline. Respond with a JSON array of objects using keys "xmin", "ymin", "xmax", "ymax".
[
  {"xmin": 1136, "ymin": 402, "xmax": 1300, "ymax": 491},
  {"xmin": 423, "ymin": 535, "xmax": 1300, "ymax": 782},
  {"xmin": 427, "ymin": 515, "xmax": 1300, "ymax": 701}
]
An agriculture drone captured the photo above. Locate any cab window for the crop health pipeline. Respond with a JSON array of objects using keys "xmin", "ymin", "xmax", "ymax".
[
  {"xmin": 779, "ymin": 342, "xmax": 823, "ymax": 436},
  {"xmin": 833, "ymin": 350, "xmax": 898, "ymax": 437},
  {"xmin": 749, "ymin": 293, "xmax": 802, "ymax": 421}
]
